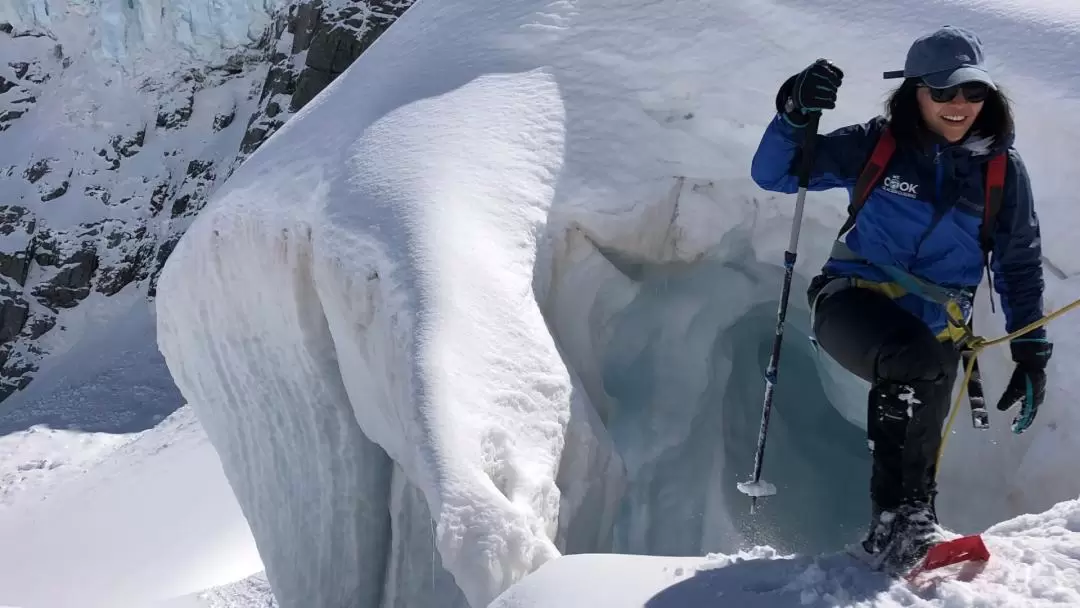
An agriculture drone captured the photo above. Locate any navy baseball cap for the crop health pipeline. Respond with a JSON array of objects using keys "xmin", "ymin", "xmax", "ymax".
[{"xmin": 883, "ymin": 25, "xmax": 997, "ymax": 89}]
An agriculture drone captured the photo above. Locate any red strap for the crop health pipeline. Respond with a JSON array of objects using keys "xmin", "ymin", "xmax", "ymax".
[
  {"xmin": 854, "ymin": 127, "xmax": 896, "ymax": 210},
  {"xmin": 837, "ymin": 127, "xmax": 896, "ymax": 238},
  {"xmin": 843, "ymin": 129, "xmax": 1005, "ymax": 250},
  {"xmin": 980, "ymin": 152, "xmax": 1007, "ymax": 313},
  {"xmin": 984, "ymin": 153, "xmax": 1006, "ymax": 230}
]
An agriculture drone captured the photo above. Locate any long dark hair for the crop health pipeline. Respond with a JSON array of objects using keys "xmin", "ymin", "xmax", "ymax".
[{"xmin": 884, "ymin": 78, "xmax": 1015, "ymax": 149}]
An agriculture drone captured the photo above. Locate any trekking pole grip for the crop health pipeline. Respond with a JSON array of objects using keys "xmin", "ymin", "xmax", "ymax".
[
  {"xmin": 787, "ymin": 111, "xmax": 820, "ymax": 258},
  {"xmin": 798, "ymin": 111, "xmax": 821, "ymax": 189}
]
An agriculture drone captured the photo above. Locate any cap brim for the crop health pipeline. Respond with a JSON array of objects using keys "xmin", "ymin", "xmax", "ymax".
[{"xmin": 921, "ymin": 66, "xmax": 996, "ymax": 90}]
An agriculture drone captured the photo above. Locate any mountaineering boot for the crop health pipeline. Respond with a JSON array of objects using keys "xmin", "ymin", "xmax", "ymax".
[
  {"xmin": 859, "ymin": 501, "xmax": 896, "ymax": 557},
  {"xmin": 861, "ymin": 377, "xmax": 953, "ymax": 572},
  {"xmin": 878, "ymin": 501, "xmax": 948, "ymax": 573}
]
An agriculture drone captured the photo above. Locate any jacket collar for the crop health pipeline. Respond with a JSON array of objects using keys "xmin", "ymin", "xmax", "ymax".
[{"xmin": 918, "ymin": 126, "xmax": 1013, "ymax": 161}]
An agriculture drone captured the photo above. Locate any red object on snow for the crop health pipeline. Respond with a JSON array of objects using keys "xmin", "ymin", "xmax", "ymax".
[{"xmin": 906, "ymin": 534, "xmax": 991, "ymax": 580}]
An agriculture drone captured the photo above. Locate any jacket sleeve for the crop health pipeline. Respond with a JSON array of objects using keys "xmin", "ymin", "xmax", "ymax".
[
  {"xmin": 750, "ymin": 113, "xmax": 882, "ymax": 194},
  {"xmin": 990, "ymin": 150, "xmax": 1047, "ymax": 341}
]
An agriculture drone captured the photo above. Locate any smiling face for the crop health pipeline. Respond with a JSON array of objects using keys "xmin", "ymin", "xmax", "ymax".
[{"xmin": 916, "ymin": 84, "xmax": 986, "ymax": 143}]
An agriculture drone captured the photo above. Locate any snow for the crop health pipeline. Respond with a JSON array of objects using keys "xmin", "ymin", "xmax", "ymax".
[
  {"xmin": 490, "ymin": 497, "xmax": 1080, "ymax": 607},
  {"xmin": 153, "ymin": 0, "xmax": 1080, "ymax": 606},
  {"xmin": 0, "ymin": 298, "xmax": 264, "ymax": 608},
  {"xmin": 0, "ymin": 406, "xmax": 263, "ymax": 608},
  {"xmin": 153, "ymin": 573, "xmax": 277, "ymax": 608}
]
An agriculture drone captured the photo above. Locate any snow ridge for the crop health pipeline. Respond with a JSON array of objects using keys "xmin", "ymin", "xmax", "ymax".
[{"xmin": 156, "ymin": 64, "xmax": 573, "ymax": 608}]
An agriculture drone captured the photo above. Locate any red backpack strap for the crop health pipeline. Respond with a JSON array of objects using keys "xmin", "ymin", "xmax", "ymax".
[
  {"xmin": 838, "ymin": 126, "xmax": 896, "ymax": 238},
  {"xmin": 981, "ymin": 153, "xmax": 1007, "ymax": 255},
  {"xmin": 979, "ymin": 152, "xmax": 1008, "ymax": 312}
]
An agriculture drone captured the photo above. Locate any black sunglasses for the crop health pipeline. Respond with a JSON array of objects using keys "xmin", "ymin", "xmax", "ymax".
[{"xmin": 922, "ymin": 81, "xmax": 990, "ymax": 103}]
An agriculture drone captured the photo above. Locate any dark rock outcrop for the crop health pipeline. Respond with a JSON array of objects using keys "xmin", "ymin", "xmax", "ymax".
[
  {"xmin": 239, "ymin": 0, "xmax": 416, "ymax": 156},
  {"xmin": 0, "ymin": 0, "xmax": 418, "ymax": 399}
]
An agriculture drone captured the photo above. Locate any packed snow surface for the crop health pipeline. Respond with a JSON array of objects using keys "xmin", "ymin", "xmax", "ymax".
[
  {"xmin": 0, "ymin": 300, "xmax": 263, "ymax": 607},
  {"xmin": 143, "ymin": 0, "xmax": 1080, "ymax": 606},
  {"xmin": 492, "ymin": 498, "xmax": 1080, "ymax": 607}
]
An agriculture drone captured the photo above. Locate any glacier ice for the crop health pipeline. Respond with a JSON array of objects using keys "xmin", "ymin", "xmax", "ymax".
[
  {"xmin": 544, "ymin": 224, "xmax": 876, "ymax": 558},
  {"xmin": 0, "ymin": 0, "xmax": 287, "ymax": 65},
  {"xmin": 155, "ymin": 0, "xmax": 1080, "ymax": 605},
  {"xmin": 158, "ymin": 63, "xmax": 572, "ymax": 607}
]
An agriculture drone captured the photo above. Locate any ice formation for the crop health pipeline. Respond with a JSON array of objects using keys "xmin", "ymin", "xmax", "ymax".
[{"xmin": 0, "ymin": 0, "xmax": 287, "ymax": 65}]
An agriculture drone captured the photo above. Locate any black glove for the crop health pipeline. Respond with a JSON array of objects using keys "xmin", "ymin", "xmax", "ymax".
[
  {"xmin": 996, "ymin": 339, "xmax": 1053, "ymax": 434},
  {"xmin": 775, "ymin": 59, "xmax": 844, "ymax": 127}
]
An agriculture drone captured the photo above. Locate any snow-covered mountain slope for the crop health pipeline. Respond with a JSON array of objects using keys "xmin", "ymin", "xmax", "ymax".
[
  {"xmin": 0, "ymin": 0, "xmax": 413, "ymax": 401},
  {"xmin": 0, "ymin": 407, "xmax": 264, "ymax": 608},
  {"xmin": 0, "ymin": 298, "xmax": 264, "ymax": 608},
  {"xmin": 154, "ymin": 0, "xmax": 1080, "ymax": 607}
]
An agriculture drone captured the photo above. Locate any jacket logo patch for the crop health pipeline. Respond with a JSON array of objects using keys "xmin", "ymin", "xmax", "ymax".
[{"xmin": 883, "ymin": 175, "xmax": 919, "ymax": 198}]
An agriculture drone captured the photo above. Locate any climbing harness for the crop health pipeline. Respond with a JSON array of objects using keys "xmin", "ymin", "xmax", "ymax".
[
  {"xmin": 820, "ymin": 242, "xmax": 1080, "ymax": 471},
  {"xmin": 818, "ymin": 125, "xmax": 1008, "ymax": 428}
]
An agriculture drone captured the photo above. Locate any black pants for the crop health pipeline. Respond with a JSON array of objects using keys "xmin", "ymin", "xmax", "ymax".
[{"xmin": 812, "ymin": 284, "xmax": 960, "ymax": 513}]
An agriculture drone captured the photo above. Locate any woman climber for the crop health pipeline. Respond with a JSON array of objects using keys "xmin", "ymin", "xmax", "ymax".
[{"xmin": 749, "ymin": 25, "xmax": 1052, "ymax": 571}]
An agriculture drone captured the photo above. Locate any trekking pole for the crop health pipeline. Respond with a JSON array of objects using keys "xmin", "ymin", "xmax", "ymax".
[{"xmin": 738, "ymin": 111, "xmax": 821, "ymax": 514}]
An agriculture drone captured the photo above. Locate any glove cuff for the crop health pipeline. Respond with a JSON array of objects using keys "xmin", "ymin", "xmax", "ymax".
[
  {"xmin": 1011, "ymin": 338, "xmax": 1053, "ymax": 371},
  {"xmin": 775, "ymin": 74, "xmax": 809, "ymax": 128}
]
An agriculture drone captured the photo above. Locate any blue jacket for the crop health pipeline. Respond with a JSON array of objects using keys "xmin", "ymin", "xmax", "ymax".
[{"xmin": 750, "ymin": 113, "xmax": 1046, "ymax": 341}]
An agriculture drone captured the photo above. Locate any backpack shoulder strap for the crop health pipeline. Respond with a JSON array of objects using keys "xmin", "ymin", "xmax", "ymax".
[
  {"xmin": 981, "ymin": 152, "xmax": 1007, "ymax": 255},
  {"xmin": 979, "ymin": 151, "xmax": 1008, "ymax": 312},
  {"xmin": 837, "ymin": 126, "xmax": 896, "ymax": 238}
]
